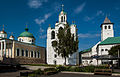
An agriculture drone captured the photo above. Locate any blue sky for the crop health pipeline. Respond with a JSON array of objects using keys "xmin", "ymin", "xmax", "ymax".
[{"xmin": 0, "ymin": 0, "xmax": 120, "ymax": 51}]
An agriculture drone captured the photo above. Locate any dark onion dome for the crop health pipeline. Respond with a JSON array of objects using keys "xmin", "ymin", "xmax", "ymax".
[{"xmin": 18, "ymin": 28, "xmax": 35, "ymax": 38}]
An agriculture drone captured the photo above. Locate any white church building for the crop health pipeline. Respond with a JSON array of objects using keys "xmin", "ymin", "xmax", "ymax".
[
  {"xmin": 47, "ymin": 5, "xmax": 79, "ymax": 65},
  {"xmin": 81, "ymin": 17, "xmax": 119, "ymax": 66}
]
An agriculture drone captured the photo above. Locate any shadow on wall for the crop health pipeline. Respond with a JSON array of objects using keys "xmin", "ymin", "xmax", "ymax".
[{"xmin": 68, "ymin": 52, "xmax": 79, "ymax": 65}]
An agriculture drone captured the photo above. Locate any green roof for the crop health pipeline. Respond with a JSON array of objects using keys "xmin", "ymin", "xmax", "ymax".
[
  {"xmin": 80, "ymin": 48, "xmax": 91, "ymax": 53},
  {"xmin": 18, "ymin": 28, "xmax": 34, "ymax": 38},
  {"xmin": 99, "ymin": 37, "xmax": 120, "ymax": 45}
]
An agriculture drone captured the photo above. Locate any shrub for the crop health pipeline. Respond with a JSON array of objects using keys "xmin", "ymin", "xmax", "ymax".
[
  {"xmin": 44, "ymin": 68, "xmax": 57, "ymax": 72},
  {"xmin": 56, "ymin": 65, "xmax": 66, "ymax": 71},
  {"xmin": 34, "ymin": 69, "xmax": 43, "ymax": 75}
]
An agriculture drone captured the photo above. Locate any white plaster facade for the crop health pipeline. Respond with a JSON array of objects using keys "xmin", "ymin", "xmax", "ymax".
[
  {"xmin": 81, "ymin": 17, "xmax": 117, "ymax": 66},
  {"xmin": 47, "ymin": 8, "xmax": 78, "ymax": 65}
]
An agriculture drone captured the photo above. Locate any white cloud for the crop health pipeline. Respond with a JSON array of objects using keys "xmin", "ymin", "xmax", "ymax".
[
  {"xmin": 84, "ymin": 16, "xmax": 94, "ymax": 21},
  {"xmin": 28, "ymin": 0, "xmax": 48, "ymax": 9},
  {"xmin": 35, "ymin": 13, "xmax": 52, "ymax": 25},
  {"xmin": 115, "ymin": 7, "xmax": 120, "ymax": 10},
  {"xmin": 74, "ymin": 2, "xmax": 86, "ymax": 14},
  {"xmin": 96, "ymin": 10, "xmax": 104, "ymax": 16},
  {"xmin": 39, "ymin": 28, "xmax": 44, "ymax": 33},
  {"xmin": 39, "ymin": 34, "xmax": 46, "ymax": 39},
  {"xmin": 84, "ymin": 10, "xmax": 104, "ymax": 22},
  {"xmin": 78, "ymin": 33, "xmax": 100, "ymax": 38}
]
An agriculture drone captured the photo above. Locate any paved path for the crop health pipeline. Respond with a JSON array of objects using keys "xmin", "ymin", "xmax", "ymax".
[
  {"xmin": 0, "ymin": 71, "xmax": 120, "ymax": 77},
  {"xmin": 0, "ymin": 70, "xmax": 31, "ymax": 77},
  {"xmin": 41, "ymin": 72, "xmax": 120, "ymax": 77},
  {"xmin": 21, "ymin": 65, "xmax": 52, "ymax": 70}
]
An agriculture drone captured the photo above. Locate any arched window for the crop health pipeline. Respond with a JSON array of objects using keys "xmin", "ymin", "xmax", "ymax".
[
  {"xmin": 64, "ymin": 16, "xmax": 65, "ymax": 22},
  {"xmin": 101, "ymin": 49, "xmax": 104, "ymax": 51},
  {"xmin": 35, "ymin": 51, "xmax": 36, "ymax": 58},
  {"xmin": 32, "ymin": 39, "xmax": 34, "ymax": 42},
  {"xmin": 105, "ymin": 49, "xmax": 108, "ymax": 51},
  {"xmin": 108, "ymin": 26, "xmax": 111, "ymax": 29},
  {"xmin": 19, "ymin": 38, "xmax": 21, "ymax": 41},
  {"xmin": 59, "ymin": 27, "xmax": 63, "ymax": 30},
  {"xmin": 105, "ymin": 26, "xmax": 107, "ymax": 29},
  {"xmin": 61, "ymin": 16, "xmax": 63, "ymax": 22},
  {"xmin": 54, "ymin": 60, "xmax": 57, "ymax": 65},
  {"xmin": 31, "ymin": 51, "xmax": 33, "ymax": 57},
  {"xmin": 22, "ymin": 50, "xmax": 24, "ymax": 56},
  {"xmin": 51, "ymin": 31, "xmax": 55, "ymax": 39},
  {"xmin": 25, "ymin": 50, "xmax": 28, "ymax": 57},
  {"xmin": 16, "ymin": 49, "xmax": 19, "ymax": 56},
  {"xmin": 54, "ymin": 54, "xmax": 57, "ymax": 58},
  {"xmin": 38, "ymin": 52, "xmax": 40, "ymax": 58}
]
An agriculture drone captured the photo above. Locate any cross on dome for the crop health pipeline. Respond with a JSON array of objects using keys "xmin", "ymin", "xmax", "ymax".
[{"xmin": 62, "ymin": 4, "xmax": 64, "ymax": 11}]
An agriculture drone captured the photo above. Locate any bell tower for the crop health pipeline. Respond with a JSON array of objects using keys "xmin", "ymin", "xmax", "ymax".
[
  {"xmin": 59, "ymin": 4, "xmax": 67, "ymax": 24},
  {"xmin": 101, "ymin": 16, "xmax": 114, "ymax": 41}
]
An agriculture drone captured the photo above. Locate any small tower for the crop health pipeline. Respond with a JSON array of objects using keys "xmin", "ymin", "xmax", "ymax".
[
  {"xmin": 101, "ymin": 16, "xmax": 114, "ymax": 41},
  {"xmin": 0, "ymin": 24, "xmax": 7, "ymax": 39},
  {"xmin": 59, "ymin": 4, "xmax": 67, "ymax": 24},
  {"xmin": 18, "ymin": 25, "xmax": 35, "ymax": 44},
  {"xmin": 9, "ymin": 32, "xmax": 14, "ymax": 40}
]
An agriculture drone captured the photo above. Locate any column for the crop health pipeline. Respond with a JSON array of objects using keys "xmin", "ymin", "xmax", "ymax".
[
  {"xmin": 11, "ymin": 48, "xmax": 12, "ymax": 58},
  {"xmin": 1, "ymin": 42, "xmax": 3, "ymax": 57},
  {"xmin": 4, "ymin": 41, "xmax": 6, "ymax": 57},
  {"xmin": 36, "ymin": 51, "xmax": 38, "ymax": 58},
  {"xmin": 8, "ymin": 44, "xmax": 9, "ymax": 58}
]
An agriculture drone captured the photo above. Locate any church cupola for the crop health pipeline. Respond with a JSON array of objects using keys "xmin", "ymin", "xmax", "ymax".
[
  {"xmin": 101, "ymin": 16, "xmax": 114, "ymax": 41},
  {"xmin": 9, "ymin": 32, "xmax": 14, "ymax": 40},
  {"xmin": 59, "ymin": 4, "xmax": 67, "ymax": 24},
  {"xmin": 18, "ymin": 25, "xmax": 35, "ymax": 44},
  {"xmin": 0, "ymin": 25, "xmax": 7, "ymax": 39},
  {"xmin": 9, "ymin": 35, "xmax": 14, "ymax": 40}
]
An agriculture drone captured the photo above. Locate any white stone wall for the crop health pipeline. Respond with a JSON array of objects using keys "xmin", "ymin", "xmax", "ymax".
[
  {"xmin": 98, "ymin": 44, "xmax": 115, "ymax": 56},
  {"xmin": 18, "ymin": 37, "xmax": 35, "ymax": 44},
  {"xmin": 101, "ymin": 24, "xmax": 114, "ymax": 41},
  {"xmin": 47, "ymin": 11, "xmax": 77, "ymax": 65}
]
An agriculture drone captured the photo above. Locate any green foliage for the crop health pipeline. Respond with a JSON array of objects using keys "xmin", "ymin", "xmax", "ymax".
[
  {"xmin": 44, "ymin": 68, "xmax": 58, "ymax": 72},
  {"xmin": 108, "ymin": 45, "xmax": 120, "ymax": 56},
  {"xmin": 34, "ymin": 69, "xmax": 44, "ymax": 75},
  {"xmin": 56, "ymin": 65, "xmax": 109, "ymax": 72},
  {"xmin": 52, "ymin": 24, "xmax": 79, "ymax": 65},
  {"xmin": 56, "ymin": 65, "xmax": 66, "ymax": 71}
]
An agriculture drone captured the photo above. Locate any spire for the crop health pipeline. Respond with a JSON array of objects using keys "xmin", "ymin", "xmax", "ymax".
[
  {"xmin": 103, "ymin": 16, "xmax": 111, "ymax": 23},
  {"xmin": 25, "ymin": 23, "xmax": 29, "ymax": 31},
  {"xmin": 62, "ymin": 4, "xmax": 64, "ymax": 11},
  {"xmin": 49, "ymin": 24, "xmax": 51, "ymax": 27},
  {"xmin": 72, "ymin": 21, "xmax": 75, "ymax": 24},
  {"xmin": 2, "ymin": 24, "xmax": 5, "ymax": 31}
]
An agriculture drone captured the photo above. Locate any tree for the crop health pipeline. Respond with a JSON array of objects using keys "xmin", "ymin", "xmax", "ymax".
[
  {"xmin": 108, "ymin": 45, "xmax": 120, "ymax": 67},
  {"xmin": 108, "ymin": 45, "xmax": 120, "ymax": 56},
  {"xmin": 52, "ymin": 24, "xmax": 79, "ymax": 65}
]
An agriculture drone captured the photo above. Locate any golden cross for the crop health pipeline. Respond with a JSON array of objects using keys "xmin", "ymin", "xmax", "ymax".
[
  {"xmin": 49, "ymin": 24, "xmax": 51, "ymax": 27},
  {"xmin": 11, "ymin": 32, "xmax": 13, "ymax": 35},
  {"xmin": 72, "ymin": 21, "xmax": 75, "ymax": 24},
  {"xmin": 26, "ymin": 23, "xmax": 28, "ymax": 28},
  {"xmin": 62, "ymin": 4, "xmax": 64, "ymax": 11},
  {"xmin": 2, "ymin": 24, "xmax": 6, "ymax": 31}
]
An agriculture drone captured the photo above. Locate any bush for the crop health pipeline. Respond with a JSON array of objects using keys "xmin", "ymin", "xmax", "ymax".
[
  {"xmin": 56, "ymin": 65, "xmax": 66, "ymax": 71},
  {"xmin": 44, "ymin": 68, "xmax": 57, "ymax": 72},
  {"xmin": 34, "ymin": 69, "xmax": 44, "ymax": 75}
]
